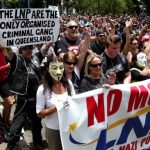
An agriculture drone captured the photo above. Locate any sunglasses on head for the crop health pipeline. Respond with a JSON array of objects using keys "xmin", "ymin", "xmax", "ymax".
[
  {"xmin": 89, "ymin": 63, "xmax": 102, "ymax": 68},
  {"xmin": 65, "ymin": 61, "xmax": 77, "ymax": 65},
  {"xmin": 68, "ymin": 26, "xmax": 78, "ymax": 29}
]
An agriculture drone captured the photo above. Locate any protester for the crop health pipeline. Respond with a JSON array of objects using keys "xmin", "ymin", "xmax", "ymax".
[
  {"xmin": 63, "ymin": 31, "xmax": 90, "ymax": 93},
  {"xmin": 126, "ymin": 38, "xmax": 139, "ymax": 65},
  {"xmin": 63, "ymin": 52, "xmax": 80, "ymax": 93},
  {"xmin": 90, "ymin": 30, "xmax": 106, "ymax": 55},
  {"xmin": 102, "ymin": 35, "xmax": 131, "ymax": 84},
  {"xmin": 6, "ymin": 45, "xmax": 44, "ymax": 150},
  {"xmin": 0, "ymin": 46, "xmax": 14, "ymax": 128},
  {"xmin": 130, "ymin": 51, "xmax": 150, "ymax": 82},
  {"xmin": 0, "ymin": 8, "xmax": 150, "ymax": 149},
  {"xmin": 56, "ymin": 20, "xmax": 81, "ymax": 58},
  {"xmin": 36, "ymin": 54, "xmax": 75, "ymax": 150},
  {"xmin": 80, "ymin": 53, "xmax": 116, "ymax": 93}
]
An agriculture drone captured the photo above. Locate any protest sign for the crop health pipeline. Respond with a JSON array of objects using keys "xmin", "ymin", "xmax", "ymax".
[
  {"xmin": 0, "ymin": 7, "xmax": 60, "ymax": 47},
  {"xmin": 56, "ymin": 79, "xmax": 150, "ymax": 150}
]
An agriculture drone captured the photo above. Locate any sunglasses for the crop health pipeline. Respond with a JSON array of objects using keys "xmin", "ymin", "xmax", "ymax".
[
  {"xmin": 68, "ymin": 26, "xmax": 78, "ymax": 29},
  {"xmin": 89, "ymin": 63, "xmax": 102, "ymax": 68},
  {"xmin": 98, "ymin": 34, "xmax": 105, "ymax": 37},
  {"xmin": 65, "ymin": 61, "xmax": 77, "ymax": 65}
]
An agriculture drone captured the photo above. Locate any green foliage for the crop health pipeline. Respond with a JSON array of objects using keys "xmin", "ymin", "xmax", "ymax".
[
  {"xmin": 3, "ymin": 0, "xmax": 25, "ymax": 8},
  {"xmin": 72, "ymin": 0, "xmax": 134, "ymax": 14},
  {"xmin": 142, "ymin": 0, "xmax": 150, "ymax": 13},
  {"xmin": 2, "ymin": 0, "xmax": 140, "ymax": 14},
  {"xmin": 2, "ymin": 0, "xmax": 60, "ymax": 8}
]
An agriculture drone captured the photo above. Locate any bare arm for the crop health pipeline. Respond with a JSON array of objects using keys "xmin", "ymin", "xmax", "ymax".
[
  {"xmin": 122, "ymin": 27, "xmax": 131, "ymax": 56},
  {"xmin": 123, "ymin": 71, "xmax": 131, "ymax": 84},
  {"xmin": 76, "ymin": 33, "xmax": 90, "ymax": 71},
  {"xmin": 126, "ymin": 52, "xmax": 133, "ymax": 65},
  {"xmin": 37, "ymin": 106, "xmax": 57, "ymax": 118},
  {"xmin": 122, "ymin": 18, "xmax": 133, "ymax": 56}
]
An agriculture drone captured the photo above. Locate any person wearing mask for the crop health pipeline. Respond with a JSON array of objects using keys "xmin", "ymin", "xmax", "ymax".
[
  {"xmin": 36, "ymin": 55, "xmax": 75, "ymax": 150},
  {"xmin": 130, "ymin": 51, "xmax": 150, "ymax": 82}
]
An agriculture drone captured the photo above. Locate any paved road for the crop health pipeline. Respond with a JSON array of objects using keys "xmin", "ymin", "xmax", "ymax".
[{"xmin": 0, "ymin": 98, "xmax": 48, "ymax": 150}]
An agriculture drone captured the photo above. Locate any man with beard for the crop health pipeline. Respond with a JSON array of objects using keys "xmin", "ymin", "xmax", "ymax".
[
  {"xmin": 56, "ymin": 20, "xmax": 81, "ymax": 59},
  {"xmin": 90, "ymin": 30, "xmax": 106, "ymax": 55}
]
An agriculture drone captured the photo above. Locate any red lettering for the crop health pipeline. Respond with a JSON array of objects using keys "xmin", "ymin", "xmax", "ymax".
[
  {"xmin": 107, "ymin": 89, "xmax": 122, "ymax": 116},
  {"xmin": 148, "ymin": 97, "xmax": 150, "ymax": 105},
  {"xmin": 147, "ymin": 83, "xmax": 150, "ymax": 90},
  {"xmin": 126, "ymin": 144, "xmax": 131, "ymax": 150},
  {"xmin": 141, "ymin": 135, "xmax": 150, "ymax": 147},
  {"xmin": 131, "ymin": 141, "xmax": 137, "ymax": 150},
  {"xmin": 119, "ymin": 144, "xmax": 130, "ymax": 150},
  {"xmin": 86, "ymin": 93, "xmax": 105, "ymax": 127},
  {"xmin": 127, "ymin": 85, "xmax": 149, "ymax": 112},
  {"xmin": 147, "ymin": 83, "xmax": 150, "ymax": 105},
  {"xmin": 119, "ymin": 146, "xmax": 125, "ymax": 150}
]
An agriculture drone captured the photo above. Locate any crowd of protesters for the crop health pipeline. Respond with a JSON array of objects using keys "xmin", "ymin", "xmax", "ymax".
[{"xmin": 0, "ymin": 10, "xmax": 150, "ymax": 150}]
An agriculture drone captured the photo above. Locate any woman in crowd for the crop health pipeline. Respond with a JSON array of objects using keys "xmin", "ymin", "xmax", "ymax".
[
  {"xmin": 63, "ymin": 31, "xmax": 91, "ymax": 93},
  {"xmin": 80, "ymin": 53, "xmax": 116, "ymax": 93},
  {"xmin": 0, "ymin": 46, "xmax": 14, "ymax": 128},
  {"xmin": 126, "ymin": 38, "xmax": 139, "ymax": 66},
  {"xmin": 36, "ymin": 54, "xmax": 75, "ymax": 150},
  {"xmin": 63, "ymin": 52, "xmax": 80, "ymax": 93}
]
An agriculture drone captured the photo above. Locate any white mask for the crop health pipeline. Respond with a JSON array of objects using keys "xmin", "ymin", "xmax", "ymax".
[
  {"xmin": 49, "ymin": 62, "xmax": 64, "ymax": 81},
  {"xmin": 136, "ymin": 52, "xmax": 147, "ymax": 68}
]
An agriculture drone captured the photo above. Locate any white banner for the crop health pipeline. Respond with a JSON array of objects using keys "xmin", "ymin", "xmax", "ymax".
[
  {"xmin": 0, "ymin": 7, "xmax": 60, "ymax": 47},
  {"xmin": 57, "ymin": 79, "xmax": 150, "ymax": 150}
]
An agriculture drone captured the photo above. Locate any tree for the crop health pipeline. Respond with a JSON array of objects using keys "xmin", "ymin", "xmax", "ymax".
[
  {"xmin": 142, "ymin": 0, "xmax": 150, "ymax": 14},
  {"xmin": 72, "ymin": 0, "xmax": 134, "ymax": 14}
]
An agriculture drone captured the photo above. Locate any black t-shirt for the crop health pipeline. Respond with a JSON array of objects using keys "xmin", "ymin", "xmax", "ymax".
[
  {"xmin": 90, "ymin": 41, "xmax": 105, "ymax": 55},
  {"xmin": 102, "ymin": 53, "xmax": 130, "ymax": 84},
  {"xmin": 56, "ymin": 37, "xmax": 81, "ymax": 55},
  {"xmin": 130, "ymin": 68, "xmax": 150, "ymax": 82}
]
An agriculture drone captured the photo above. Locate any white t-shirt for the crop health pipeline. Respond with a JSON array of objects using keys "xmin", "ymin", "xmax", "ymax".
[{"xmin": 36, "ymin": 80, "xmax": 75, "ymax": 130}]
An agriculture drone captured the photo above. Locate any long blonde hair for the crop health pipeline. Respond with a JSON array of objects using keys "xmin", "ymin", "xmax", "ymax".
[{"xmin": 84, "ymin": 52, "xmax": 103, "ymax": 77}]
